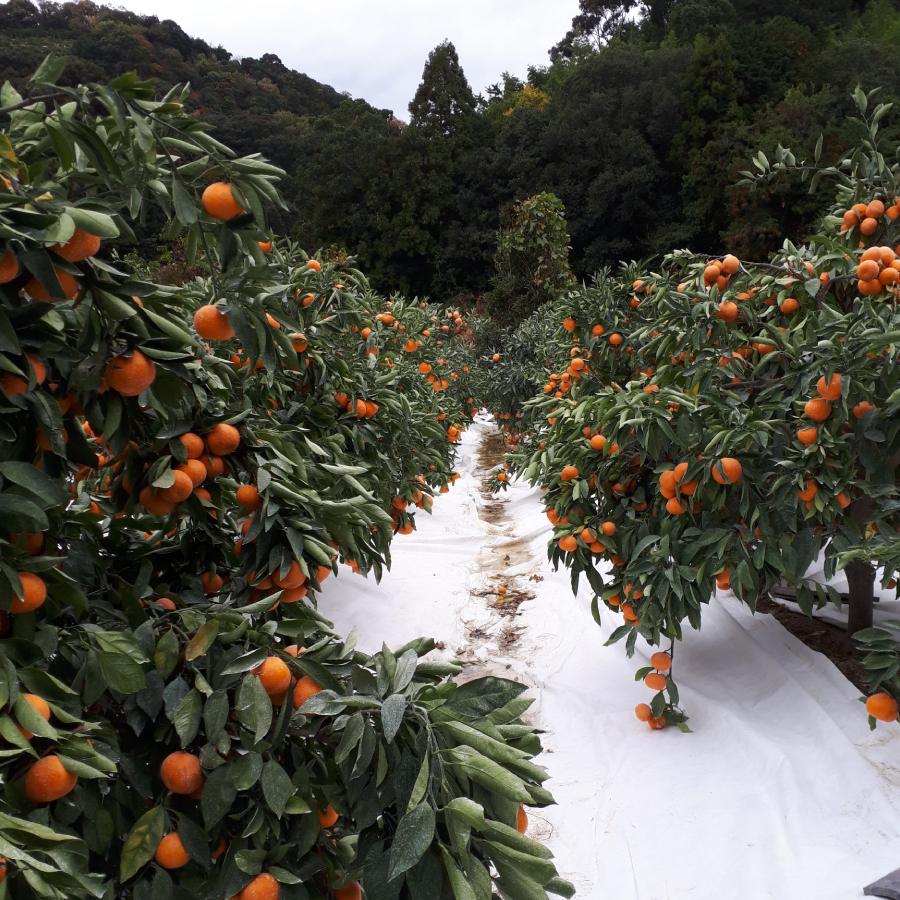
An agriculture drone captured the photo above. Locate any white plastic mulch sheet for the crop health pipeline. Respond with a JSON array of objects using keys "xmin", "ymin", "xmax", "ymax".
[{"xmin": 317, "ymin": 415, "xmax": 900, "ymax": 900}]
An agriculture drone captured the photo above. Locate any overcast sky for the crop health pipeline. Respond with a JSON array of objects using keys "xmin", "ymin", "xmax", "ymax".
[{"xmin": 105, "ymin": 1, "xmax": 580, "ymax": 116}]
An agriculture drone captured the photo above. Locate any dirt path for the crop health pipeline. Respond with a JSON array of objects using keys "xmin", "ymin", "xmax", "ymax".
[{"xmin": 454, "ymin": 425, "xmax": 542, "ymax": 672}]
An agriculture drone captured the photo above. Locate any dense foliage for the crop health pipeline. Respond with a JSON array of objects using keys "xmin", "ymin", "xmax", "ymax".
[
  {"xmin": 492, "ymin": 92, "xmax": 900, "ymax": 731},
  {"xmin": 0, "ymin": 62, "xmax": 573, "ymax": 899},
  {"xmin": 4, "ymin": 1, "xmax": 900, "ymax": 302},
  {"xmin": 487, "ymin": 193, "xmax": 574, "ymax": 326}
]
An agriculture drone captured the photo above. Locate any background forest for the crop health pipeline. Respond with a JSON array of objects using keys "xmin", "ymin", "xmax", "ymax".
[{"xmin": 2, "ymin": 0, "xmax": 900, "ymax": 304}]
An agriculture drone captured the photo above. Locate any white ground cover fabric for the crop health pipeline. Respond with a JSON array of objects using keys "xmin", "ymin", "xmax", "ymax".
[{"xmin": 317, "ymin": 415, "xmax": 900, "ymax": 899}]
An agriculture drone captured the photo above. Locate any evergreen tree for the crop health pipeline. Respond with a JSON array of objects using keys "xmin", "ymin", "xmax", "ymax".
[
  {"xmin": 408, "ymin": 40, "xmax": 477, "ymax": 134},
  {"xmin": 671, "ymin": 34, "xmax": 745, "ymax": 246}
]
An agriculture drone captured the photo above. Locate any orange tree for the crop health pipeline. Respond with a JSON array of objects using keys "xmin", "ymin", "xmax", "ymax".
[
  {"xmin": 0, "ymin": 62, "xmax": 574, "ymax": 899},
  {"xmin": 502, "ymin": 90, "xmax": 899, "ymax": 731}
]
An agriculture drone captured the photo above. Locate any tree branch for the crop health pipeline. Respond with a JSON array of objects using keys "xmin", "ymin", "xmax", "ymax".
[{"xmin": 0, "ymin": 92, "xmax": 66, "ymax": 116}]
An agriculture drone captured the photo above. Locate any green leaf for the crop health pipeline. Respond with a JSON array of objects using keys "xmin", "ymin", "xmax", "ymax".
[
  {"xmin": 203, "ymin": 691, "xmax": 229, "ymax": 742},
  {"xmin": 120, "ymin": 805, "xmax": 165, "ymax": 882},
  {"xmin": 185, "ymin": 622, "xmax": 218, "ymax": 661},
  {"xmin": 154, "ymin": 629, "xmax": 180, "ymax": 678},
  {"xmin": 444, "ymin": 746, "xmax": 533, "ymax": 802},
  {"xmin": 0, "ymin": 495, "xmax": 48, "ymax": 533},
  {"xmin": 381, "ymin": 694, "xmax": 406, "ymax": 743},
  {"xmin": 236, "ymin": 672, "xmax": 272, "ymax": 743},
  {"xmin": 0, "ymin": 461, "xmax": 67, "ymax": 507},
  {"xmin": 97, "ymin": 651, "xmax": 146, "ymax": 695},
  {"xmin": 445, "ymin": 678, "xmax": 526, "ymax": 720},
  {"xmin": 13, "ymin": 694, "xmax": 57, "ymax": 740},
  {"xmin": 388, "ymin": 801, "xmax": 435, "ymax": 879},
  {"xmin": 66, "ymin": 206, "xmax": 120, "ymax": 238},
  {"xmin": 407, "ymin": 757, "xmax": 430, "ymax": 812},
  {"xmin": 29, "ymin": 54, "xmax": 67, "ymax": 88},
  {"xmin": 171, "ymin": 175, "xmax": 198, "ymax": 226},
  {"xmin": 173, "ymin": 689, "xmax": 202, "ymax": 746},
  {"xmin": 261, "ymin": 759, "xmax": 294, "ymax": 818},
  {"xmin": 201, "ymin": 764, "xmax": 237, "ymax": 828}
]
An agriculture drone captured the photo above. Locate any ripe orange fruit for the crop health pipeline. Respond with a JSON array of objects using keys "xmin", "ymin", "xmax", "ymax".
[
  {"xmin": 710, "ymin": 457, "xmax": 742, "ymax": 485},
  {"xmin": 721, "ymin": 254, "xmax": 740, "ymax": 275},
  {"xmin": 516, "ymin": 806, "xmax": 528, "ymax": 833},
  {"xmin": 601, "ymin": 521, "xmax": 617, "ymax": 537},
  {"xmin": 648, "ymin": 715, "xmax": 667, "ymax": 730},
  {"xmin": 177, "ymin": 459, "xmax": 207, "ymax": 487},
  {"xmin": 860, "ymin": 217, "xmax": 878, "ymax": 235},
  {"xmin": 866, "ymin": 199, "xmax": 886, "ymax": 219},
  {"xmin": 256, "ymin": 657, "xmax": 292, "ymax": 698},
  {"xmin": 665, "ymin": 497, "xmax": 685, "ymax": 515},
  {"xmin": 307, "ymin": 259, "xmax": 321, "ymax": 272},
  {"xmin": 105, "ymin": 349, "xmax": 156, "ymax": 396},
  {"xmin": 716, "ymin": 301, "xmax": 738, "ymax": 322},
  {"xmin": 194, "ymin": 305, "xmax": 235, "ymax": 340},
  {"xmin": 206, "ymin": 423, "xmax": 240, "ymax": 456},
  {"xmin": 201, "ymin": 182, "xmax": 244, "ymax": 221},
  {"xmin": 797, "ymin": 479, "xmax": 818, "ymax": 502},
  {"xmin": 274, "ymin": 560, "xmax": 307, "ymax": 590},
  {"xmin": 280, "ymin": 585, "xmax": 308, "ymax": 604},
  {"xmin": 319, "ymin": 805, "xmax": 339, "ymax": 828},
  {"xmin": 816, "ymin": 374, "xmax": 842, "ymax": 401},
  {"xmin": 0, "ymin": 248, "xmax": 19, "ymax": 283},
  {"xmin": 239, "ymin": 873, "xmax": 280, "ymax": 900},
  {"xmin": 201, "ymin": 571, "xmax": 224, "ymax": 594},
  {"xmin": 590, "ymin": 434, "xmax": 607, "ymax": 451},
  {"xmin": 658, "ymin": 469, "xmax": 677, "ymax": 499},
  {"xmin": 779, "ymin": 297, "xmax": 799, "ymax": 314},
  {"xmin": 796, "ymin": 427, "xmax": 817, "ymax": 446},
  {"xmin": 857, "ymin": 259, "xmax": 880, "ymax": 281},
  {"xmin": 558, "ymin": 535, "xmax": 578, "ymax": 553},
  {"xmin": 24, "ymin": 755, "xmax": 78, "ymax": 803},
  {"xmin": 634, "ymin": 703, "xmax": 652, "ymax": 722},
  {"xmin": 11, "ymin": 572, "xmax": 47, "ymax": 614},
  {"xmin": 236, "ymin": 485, "xmax": 261, "ymax": 511},
  {"xmin": 608, "ymin": 332, "xmax": 623, "ymax": 347},
  {"xmin": 836, "ymin": 491, "xmax": 851, "ymax": 510},
  {"xmin": 334, "ymin": 883, "xmax": 362, "ymax": 900},
  {"xmin": 293, "ymin": 676, "xmax": 322, "ymax": 710},
  {"xmin": 24, "ymin": 268, "xmax": 80, "ymax": 301},
  {"xmin": 18, "ymin": 693, "xmax": 51, "ymax": 739},
  {"xmin": 650, "ymin": 651, "xmax": 671, "ymax": 671},
  {"xmin": 0, "ymin": 372, "xmax": 28, "ymax": 396},
  {"xmin": 155, "ymin": 832, "xmax": 191, "ymax": 869},
  {"xmin": 52, "ymin": 229, "xmax": 102, "ymax": 262},
  {"xmin": 159, "ymin": 469, "xmax": 193, "ymax": 504},
  {"xmin": 560, "ymin": 465, "xmax": 579, "ymax": 482},
  {"xmin": 562, "ymin": 317, "xmax": 576, "ymax": 332},
  {"xmin": 160, "ymin": 751, "xmax": 204, "ymax": 795},
  {"xmin": 716, "ymin": 570, "xmax": 731, "ymax": 590},
  {"xmin": 644, "ymin": 673, "xmax": 667, "ymax": 692},
  {"xmin": 139, "ymin": 486, "xmax": 176, "ymax": 516},
  {"xmin": 179, "ymin": 432, "xmax": 205, "ymax": 459},
  {"xmin": 866, "ymin": 692, "xmax": 898, "ymax": 722},
  {"xmin": 852, "ymin": 400, "xmax": 876, "ymax": 418},
  {"xmin": 258, "ymin": 240, "xmax": 273, "ymax": 254},
  {"xmin": 804, "ymin": 398, "xmax": 831, "ymax": 422}
]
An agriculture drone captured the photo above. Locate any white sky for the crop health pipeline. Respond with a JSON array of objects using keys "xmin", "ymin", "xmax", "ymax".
[{"xmin": 105, "ymin": 1, "xmax": 580, "ymax": 116}]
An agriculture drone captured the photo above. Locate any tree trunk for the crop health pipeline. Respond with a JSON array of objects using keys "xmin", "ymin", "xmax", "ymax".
[{"xmin": 845, "ymin": 558, "xmax": 875, "ymax": 635}]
